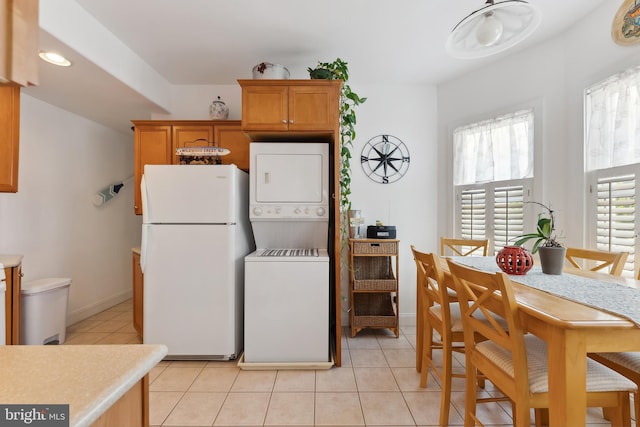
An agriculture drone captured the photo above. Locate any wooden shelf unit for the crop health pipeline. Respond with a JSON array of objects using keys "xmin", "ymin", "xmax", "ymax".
[{"xmin": 349, "ymin": 239, "xmax": 399, "ymax": 337}]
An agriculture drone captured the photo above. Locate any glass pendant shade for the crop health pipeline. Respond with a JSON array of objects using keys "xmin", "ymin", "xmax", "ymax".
[
  {"xmin": 446, "ymin": 0, "xmax": 542, "ymax": 59},
  {"xmin": 476, "ymin": 13, "xmax": 504, "ymax": 46}
]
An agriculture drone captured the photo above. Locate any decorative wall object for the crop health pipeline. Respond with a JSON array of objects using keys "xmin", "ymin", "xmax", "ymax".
[
  {"xmin": 92, "ymin": 176, "xmax": 133, "ymax": 206},
  {"xmin": 612, "ymin": 0, "xmax": 640, "ymax": 46},
  {"xmin": 360, "ymin": 134, "xmax": 410, "ymax": 184}
]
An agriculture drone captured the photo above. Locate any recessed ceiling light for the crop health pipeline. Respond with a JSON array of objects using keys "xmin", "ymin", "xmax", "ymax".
[{"xmin": 39, "ymin": 51, "xmax": 72, "ymax": 67}]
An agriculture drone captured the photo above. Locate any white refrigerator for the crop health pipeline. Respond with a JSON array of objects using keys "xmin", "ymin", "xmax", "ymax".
[{"xmin": 140, "ymin": 164, "xmax": 254, "ymax": 359}]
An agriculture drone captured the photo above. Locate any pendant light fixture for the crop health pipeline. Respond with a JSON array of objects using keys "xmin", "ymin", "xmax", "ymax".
[{"xmin": 446, "ymin": 0, "xmax": 542, "ymax": 59}]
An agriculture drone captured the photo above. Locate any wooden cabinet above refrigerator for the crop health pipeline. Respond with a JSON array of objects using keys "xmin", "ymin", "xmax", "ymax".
[{"xmin": 132, "ymin": 120, "xmax": 249, "ymax": 215}]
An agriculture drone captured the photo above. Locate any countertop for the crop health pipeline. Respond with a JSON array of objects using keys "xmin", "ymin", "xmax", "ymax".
[
  {"xmin": 0, "ymin": 344, "xmax": 167, "ymax": 427},
  {"xmin": 0, "ymin": 254, "xmax": 23, "ymax": 268},
  {"xmin": 132, "ymin": 247, "xmax": 140, "ymax": 255}
]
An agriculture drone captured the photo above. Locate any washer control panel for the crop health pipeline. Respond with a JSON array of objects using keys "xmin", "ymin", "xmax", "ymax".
[{"xmin": 250, "ymin": 205, "xmax": 328, "ymax": 220}]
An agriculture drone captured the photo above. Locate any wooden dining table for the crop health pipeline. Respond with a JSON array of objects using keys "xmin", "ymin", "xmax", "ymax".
[{"xmin": 427, "ymin": 256, "xmax": 640, "ymax": 427}]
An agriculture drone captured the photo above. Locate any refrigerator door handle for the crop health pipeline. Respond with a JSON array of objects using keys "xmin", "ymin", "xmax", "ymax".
[
  {"xmin": 140, "ymin": 224, "xmax": 149, "ymax": 274},
  {"xmin": 141, "ymin": 174, "xmax": 149, "ymax": 224}
]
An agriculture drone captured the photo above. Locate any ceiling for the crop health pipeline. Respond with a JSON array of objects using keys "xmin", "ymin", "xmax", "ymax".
[{"xmin": 23, "ymin": 0, "xmax": 611, "ymax": 134}]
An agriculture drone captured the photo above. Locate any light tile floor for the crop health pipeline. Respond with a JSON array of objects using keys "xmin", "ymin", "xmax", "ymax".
[{"xmin": 64, "ymin": 300, "xmax": 635, "ymax": 426}]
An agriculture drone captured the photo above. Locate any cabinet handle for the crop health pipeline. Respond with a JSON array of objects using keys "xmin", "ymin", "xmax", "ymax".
[
  {"xmin": 289, "ymin": 119, "xmax": 294, "ymax": 124},
  {"xmin": 281, "ymin": 119, "xmax": 287, "ymax": 124}
]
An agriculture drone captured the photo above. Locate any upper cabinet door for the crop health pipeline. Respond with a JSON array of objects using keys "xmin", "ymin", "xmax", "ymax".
[
  {"xmin": 0, "ymin": 85, "xmax": 20, "ymax": 193},
  {"xmin": 214, "ymin": 123, "xmax": 250, "ymax": 171},
  {"xmin": 241, "ymin": 84, "xmax": 289, "ymax": 131},
  {"xmin": 0, "ymin": 0, "xmax": 39, "ymax": 86},
  {"xmin": 133, "ymin": 124, "xmax": 173, "ymax": 215},
  {"xmin": 288, "ymin": 85, "xmax": 339, "ymax": 131},
  {"xmin": 172, "ymin": 125, "xmax": 214, "ymax": 164}
]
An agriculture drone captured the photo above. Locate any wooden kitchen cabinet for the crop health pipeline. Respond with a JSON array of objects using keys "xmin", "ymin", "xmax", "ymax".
[
  {"xmin": 238, "ymin": 80, "xmax": 340, "ymax": 138},
  {"xmin": 215, "ymin": 123, "xmax": 251, "ymax": 170},
  {"xmin": 132, "ymin": 250, "xmax": 143, "ymax": 338},
  {"xmin": 0, "ymin": 85, "xmax": 20, "ymax": 192},
  {"xmin": 92, "ymin": 376, "xmax": 147, "ymax": 427},
  {"xmin": 132, "ymin": 120, "xmax": 249, "ymax": 215},
  {"xmin": 133, "ymin": 124, "xmax": 172, "ymax": 215},
  {"xmin": 172, "ymin": 125, "xmax": 213, "ymax": 164},
  {"xmin": 0, "ymin": 0, "xmax": 39, "ymax": 86},
  {"xmin": 349, "ymin": 239, "xmax": 399, "ymax": 338},
  {"xmin": 3, "ymin": 258, "xmax": 23, "ymax": 344}
]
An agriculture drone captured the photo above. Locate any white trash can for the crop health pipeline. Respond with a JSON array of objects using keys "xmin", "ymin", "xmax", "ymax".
[{"xmin": 21, "ymin": 278, "xmax": 71, "ymax": 345}]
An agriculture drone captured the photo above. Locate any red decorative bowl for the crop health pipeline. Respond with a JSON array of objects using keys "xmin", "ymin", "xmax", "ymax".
[{"xmin": 496, "ymin": 246, "xmax": 534, "ymax": 275}]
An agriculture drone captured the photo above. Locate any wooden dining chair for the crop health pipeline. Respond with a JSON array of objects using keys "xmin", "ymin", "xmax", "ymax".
[
  {"xmin": 589, "ymin": 352, "xmax": 640, "ymax": 423},
  {"xmin": 440, "ymin": 237, "xmax": 489, "ymax": 257},
  {"xmin": 564, "ymin": 247, "xmax": 629, "ymax": 276},
  {"xmin": 447, "ymin": 258, "xmax": 636, "ymax": 427},
  {"xmin": 411, "ymin": 246, "xmax": 466, "ymax": 426}
]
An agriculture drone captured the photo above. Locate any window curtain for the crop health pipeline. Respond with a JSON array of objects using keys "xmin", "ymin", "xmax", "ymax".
[
  {"xmin": 453, "ymin": 109, "xmax": 534, "ymax": 185},
  {"xmin": 586, "ymin": 65, "xmax": 640, "ymax": 171}
]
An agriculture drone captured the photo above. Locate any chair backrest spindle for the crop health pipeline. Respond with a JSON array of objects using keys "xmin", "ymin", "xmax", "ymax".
[
  {"xmin": 564, "ymin": 247, "xmax": 628, "ymax": 276},
  {"xmin": 440, "ymin": 237, "xmax": 489, "ymax": 257}
]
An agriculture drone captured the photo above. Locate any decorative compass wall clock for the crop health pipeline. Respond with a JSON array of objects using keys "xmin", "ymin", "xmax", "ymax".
[{"xmin": 360, "ymin": 134, "xmax": 410, "ymax": 184}]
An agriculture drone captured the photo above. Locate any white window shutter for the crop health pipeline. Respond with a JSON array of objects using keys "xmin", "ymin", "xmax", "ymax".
[
  {"xmin": 595, "ymin": 174, "xmax": 636, "ymax": 275},
  {"xmin": 494, "ymin": 185, "xmax": 525, "ymax": 253},
  {"xmin": 459, "ymin": 188, "xmax": 486, "ymax": 241}
]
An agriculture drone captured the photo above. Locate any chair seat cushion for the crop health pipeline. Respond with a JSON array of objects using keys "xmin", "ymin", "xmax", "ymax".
[
  {"xmin": 430, "ymin": 303, "xmax": 509, "ymax": 334},
  {"xmin": 594, "ymin": 352, "xmax": 640, "ymax": 372},
  {"xmin": 477, "ymin": 334, "xmax": 637, "ymax": 393},
  {"xmin": 429, "ymin": 303, "xmax": 464, "ymax": 332}
]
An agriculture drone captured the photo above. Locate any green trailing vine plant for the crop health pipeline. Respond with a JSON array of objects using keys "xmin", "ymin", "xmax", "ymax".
[{"xmin": 308, "ymin": 59, "xmax": 367, "ymax": 226}]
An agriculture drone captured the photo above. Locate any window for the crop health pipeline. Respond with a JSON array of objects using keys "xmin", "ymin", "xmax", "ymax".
[
  {"xmin": 585, "ymin": 65, "xmax": 640, "ymax": 171},
  {"xmin": 586, "ymin": 65, "xmax": 640, "ymax": 276},
  {"xmin": 453, "ymin": 109, "xmax": 534, "ymax": 254}
]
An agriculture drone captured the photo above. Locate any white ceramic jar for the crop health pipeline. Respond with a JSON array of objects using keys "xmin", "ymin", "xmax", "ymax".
[{"xmin": 210, "ymin": 96, "xmax": 229, "ymax": 120}]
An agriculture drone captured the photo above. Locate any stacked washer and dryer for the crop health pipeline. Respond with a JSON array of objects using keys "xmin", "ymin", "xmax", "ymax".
[{"xmin": 243, "ymin": 142, "xmax": 331, "ymax": 366}]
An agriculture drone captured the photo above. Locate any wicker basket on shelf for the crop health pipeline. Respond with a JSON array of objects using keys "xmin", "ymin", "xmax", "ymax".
[
  {"xmin": 352, "ymin": 293, "xmax": 396, "ymax": 328},
  {"xmin": 353, "ymin": 256, "xmax": 396, "ymax": 291}
]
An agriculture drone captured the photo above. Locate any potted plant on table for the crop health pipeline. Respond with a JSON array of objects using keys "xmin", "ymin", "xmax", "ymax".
[{"xmin": 514, "ymin": 202, "xmax": 566, "ymax": 275}]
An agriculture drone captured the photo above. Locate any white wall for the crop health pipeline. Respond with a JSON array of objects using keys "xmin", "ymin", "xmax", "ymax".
[
  {"xmin": 151, "ymin": 84, "xmax": 243, "ymax": 121},
  {"xmin": 0, "ymin": 95, "xmax": 140, "ymax": 325},
  {"xmin": 437, "ymin": 1, "xmax": 640, "ymax": 251},
  {"xmin": 347, "ymin": 84, "xmax": 438, "ymax": 326}
]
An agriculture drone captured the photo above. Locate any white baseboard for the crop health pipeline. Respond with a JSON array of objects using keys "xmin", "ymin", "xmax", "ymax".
[
  {"xmin": 67, "ymin": 290, "xmax": 132, "ymax": 326},
  {"xmin": 399, "ymin": 313, "xmax": 416, "ymax": 327}
]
